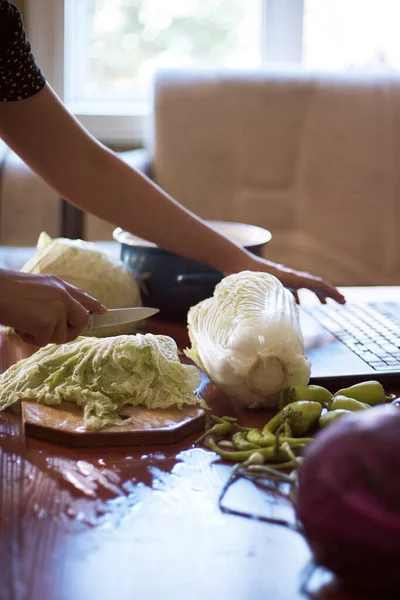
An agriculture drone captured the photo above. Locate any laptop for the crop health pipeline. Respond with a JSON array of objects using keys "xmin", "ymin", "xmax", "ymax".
[{"xmin": 298, "ymin": 286, "xmax": 400, "ymax": 388}]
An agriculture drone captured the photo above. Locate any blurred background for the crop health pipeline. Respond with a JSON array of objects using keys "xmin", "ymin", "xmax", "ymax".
[
  {"xmin": 4, "ymin": 1, "xmax": 400, "ymax": 289},
  {"xmin": 21, "ymin": 0, "xmax": 400, "ymax": 147}
]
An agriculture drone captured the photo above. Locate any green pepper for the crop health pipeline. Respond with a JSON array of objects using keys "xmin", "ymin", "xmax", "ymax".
[
  {"xmin": 246, "ymin": 428, "xmax": 276, "ymax": 447},
  {"xmin": 210, "ymin": 415, "xmax": 232, "ymax": 424},
  {"xmin": 286, "ymin": 401, "xmax": 322, "ymax": 436},
  {"xmin": 319, "ymin": 408, "xmax": 352, "ymax": 428},
  {"xmin": 328, "ymin": 395, "xmax": 370, "ymax": 412},
  {"xmin": 246, "ymin": 463, "xmax": 299, "ymax": 480},
  {"xmin": 245, "ymin": 427, "xmax": 312, "ymax": 450},
  {"xmin": 280, "ymin": 436, "xmax": 313, "ymax": 446},
  {"xmin": 194, "ymin": 420, "xmax": 233, "ymax": 445},
  {"xmin": 283, "ymin": 421, "xmax": 292, "ymax": 437},
  {"xmin": 263, "ymin": 401, "xmax": 322, "ymax": 437},
  {"xmin": 232, "ymin": 431, "xmax": 260, "ymax": 451},
  {"xmin": 334, "ymin": 380, "xmax": 395, "ymax": 406},
  {"xmin": 242, "ymin": 452, "xmax": 266, "ymax": 466},
  {"xmin": 208, "ymin": 438, "xmax": 290, "ymax": 463},
  {"xmin": 279, "ymin": 384, "xmax": 333, "ymax": 409},
  {"xmin": 232, "ymin": 423, "xmax": 254, "ymax": 433},
  {"xmin": 262, "ymin": 410, "xmax": 283, "ymax": 434}
]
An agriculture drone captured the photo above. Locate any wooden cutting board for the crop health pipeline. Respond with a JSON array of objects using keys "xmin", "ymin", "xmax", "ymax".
[{"xmin": 21, "ymin": 401, "xmax": 206, "ymax": 448}]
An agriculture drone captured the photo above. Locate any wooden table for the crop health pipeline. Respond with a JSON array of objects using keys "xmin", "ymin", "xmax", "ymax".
[{"xmin": 0, "ymin": 322, "xmax": 383, "ymax": 600}]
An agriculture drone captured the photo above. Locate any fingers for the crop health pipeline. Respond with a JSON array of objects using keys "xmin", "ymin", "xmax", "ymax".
[
  {"xmin": 65, "ymin": 295, "xmax": 90, "ymax": 342},
  {"xmin": 17, "ymin": 296, "xmax": 82, "ymax": 346},
  {"xmin": 292, "ymin": 271, "xmax": 345, "ymax": 305},
  {"xmin": 61, "ymin": 282, "xmax": 107, "ymax": 342},
  {"xmin": 66, "ymin": 323, "xmax": 86, "ymax": 343},
  {"xmin": 17, "ymin": 331, "xmax": 40, "ymax": 347},
  {"xmin": 64, "ymin": 283, "xmax": 107, "ymax": 342},
  {"xmin": 316, "ymin": 292, "xmax": 327, "ymax": 305},
  {"xmin": 313, "ymin": 279, "xmax": 345, "ymax": 305},
  {"xmin": 51, "ymin": 315, "xmax": 68, "ymax": 345},
  {"xmin": 15, "ymin": 323, "xmax": 54, "ymax": 347},
  {"xmin": 5, "ymin": 273, "xmax": 107, "ymax": 348},
  {"xmin": 291, "ymin": 290, "xmax": 300, "ymax": 304},
  {"xmin": 265, "ymin": 261, "xmax": 346, "ymax": 305},
  {"xmin": 65, "ymin": 283, "xmax": 107, "ymax": 315},
  {"xmin": 20, "ymin": 330, "xmax": 52, "ymax": 348}
]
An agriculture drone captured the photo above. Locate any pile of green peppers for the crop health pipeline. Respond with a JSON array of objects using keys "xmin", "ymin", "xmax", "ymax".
[{"xmin": 197, "ymin": 380, "xmax": 395, "ymax": 465}]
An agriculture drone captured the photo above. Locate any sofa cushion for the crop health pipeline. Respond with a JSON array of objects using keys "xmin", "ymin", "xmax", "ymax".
[{"xmin": 151, "ymin": 69, "xmax": 400, "ymax": 285}]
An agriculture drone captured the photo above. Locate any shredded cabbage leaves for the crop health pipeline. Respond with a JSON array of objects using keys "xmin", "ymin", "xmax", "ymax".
[{"xmin": 0, "ymin": 334, "xmax": 203, "ymax": 430}]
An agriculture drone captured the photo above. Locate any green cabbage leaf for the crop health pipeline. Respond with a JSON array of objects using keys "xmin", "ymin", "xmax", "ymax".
[
  {"xmin": 185, "ymin": 271, "xmax": 311, "ymax": 408},
  {"xmin": 21, "ymin": 233, "xmax": 141, "ymax": 328},
  {"xmin": 0, "ymin": 334, "xmax": 203, "ymax": 430}
]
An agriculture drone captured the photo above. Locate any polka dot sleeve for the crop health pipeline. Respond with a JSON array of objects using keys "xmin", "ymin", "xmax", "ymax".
[{"xmin": 0, "ymin": 1, "xmax": 46, "ymax": 102}]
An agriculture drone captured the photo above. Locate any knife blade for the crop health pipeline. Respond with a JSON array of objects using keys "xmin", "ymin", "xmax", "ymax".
[{"xmin": 84, "ymin": 307, "xmax": 159, "ymax": 332}]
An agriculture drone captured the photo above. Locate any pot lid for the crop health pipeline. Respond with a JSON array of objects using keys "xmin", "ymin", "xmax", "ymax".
[{"xmin": 113, "ymin": 220, "xmax": 271, "ymax": 249}]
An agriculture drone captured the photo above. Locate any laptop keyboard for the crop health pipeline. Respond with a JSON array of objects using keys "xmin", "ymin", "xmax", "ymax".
[{"xmin": 304, "ymin": 302, "xmax": 400, "ymax": 371}]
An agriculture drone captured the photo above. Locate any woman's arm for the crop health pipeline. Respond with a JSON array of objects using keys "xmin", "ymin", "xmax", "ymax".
[
  {"xmin": 0, "ymin": 85, "xmax": 246, "ymax": 274},
  {"xmin": 0, "ymin": 84, "xmax": 345, "ymax": 303}
]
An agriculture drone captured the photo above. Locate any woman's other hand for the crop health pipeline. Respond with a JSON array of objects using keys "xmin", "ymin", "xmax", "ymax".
[{"xmin": 233, "ymin": 256, "xmax": 346, "ymax": 305}]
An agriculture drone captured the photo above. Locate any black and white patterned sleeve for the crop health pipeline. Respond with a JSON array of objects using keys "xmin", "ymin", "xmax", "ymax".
[{"xmin": 0, "ymin": 0, "xmax": 46, "ymax": 102}]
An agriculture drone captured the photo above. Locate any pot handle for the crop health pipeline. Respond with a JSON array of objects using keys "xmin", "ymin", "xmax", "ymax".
[{"xmin": 176, "ymin": 273, "xmax": 223, "ymax": 286}]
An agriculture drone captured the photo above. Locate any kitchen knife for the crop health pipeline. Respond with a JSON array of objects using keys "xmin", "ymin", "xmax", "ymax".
[{"xmin": 84, "ymin": 307, "xmax": 159, "ymax": 333}]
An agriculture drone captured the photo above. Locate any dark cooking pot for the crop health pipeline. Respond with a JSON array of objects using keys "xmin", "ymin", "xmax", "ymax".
[{"xmin": 113, "ymin": 221, "xmax": 271, "ymax": 322}]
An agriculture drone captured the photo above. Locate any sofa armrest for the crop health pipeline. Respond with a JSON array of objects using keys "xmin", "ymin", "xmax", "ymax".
[{"xmin": 116, "ymin": 148, "xmax": 153, "ymax": 179}]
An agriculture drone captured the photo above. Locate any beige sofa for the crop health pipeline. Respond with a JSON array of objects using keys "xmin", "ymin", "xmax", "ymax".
[{"xmin": 1, "ymin": 68, "xmax": 400, "ymax": 285}]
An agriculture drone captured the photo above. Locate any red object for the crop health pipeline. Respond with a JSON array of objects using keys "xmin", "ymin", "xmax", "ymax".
[{"xmin": 297, "ymin": 404, "xmax": 400, "ymax": 593}]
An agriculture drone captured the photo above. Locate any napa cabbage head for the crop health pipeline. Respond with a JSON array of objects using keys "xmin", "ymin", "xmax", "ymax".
[
  {"xmin": 185, "ymin": 271, "xmax": 311, "ymax": 408},
  {"xmin": 0, "ymin": 333, "xmax": 203, "ymax": 430},
  {"xmin": 21, "ymin": 233, "xmax": 141, "ymax": 334}
]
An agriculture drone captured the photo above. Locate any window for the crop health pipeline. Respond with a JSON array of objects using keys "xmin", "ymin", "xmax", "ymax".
[
  {"xmin": 65, "ymin": 0, "xmax": 262, "ymax": 111},
  {"xmin": 27, "ymin": 0, "xmax": 400, "ymax": 144},
  {"xmin": 303, "ymin": 0, "xmax": 400, "ymax": 71}
]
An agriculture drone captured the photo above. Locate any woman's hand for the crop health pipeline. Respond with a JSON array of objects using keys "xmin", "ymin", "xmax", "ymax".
[
  {"xmin": 233, "ymin": 255, "xmax": 346, "ymax": 305},
  {"xmin": 270, "ymin": 263, "xmax": 346, "ymax": 304},
  {"xmin": 0, "ymin": 269, "xmax": 107, "ymax": 347}
]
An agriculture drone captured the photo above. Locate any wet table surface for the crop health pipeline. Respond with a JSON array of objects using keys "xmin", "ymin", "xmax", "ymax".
[{"xmin": 0, "ymin": 322, "xmax": 389, "ymax": 600}]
